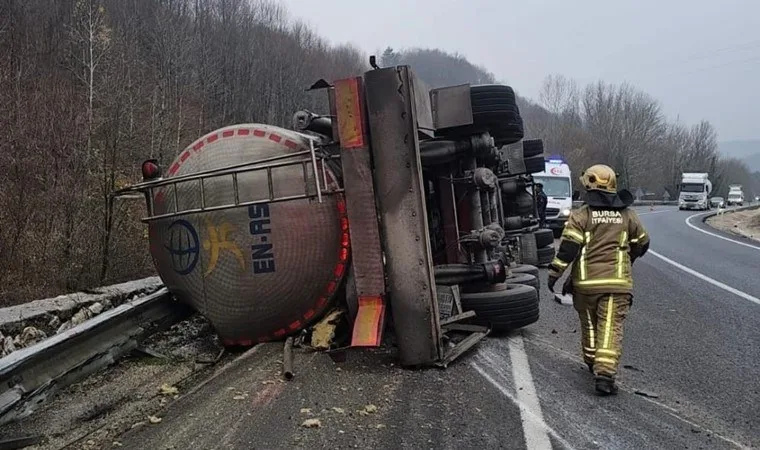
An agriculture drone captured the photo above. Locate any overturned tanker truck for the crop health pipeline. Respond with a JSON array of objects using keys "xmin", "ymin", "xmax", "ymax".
[{"xmin": 114, "ymin": 62, "xmax": 553, "ymax": 368}]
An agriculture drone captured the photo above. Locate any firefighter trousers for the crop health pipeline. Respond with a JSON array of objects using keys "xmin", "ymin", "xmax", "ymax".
[{"xmin": 573, "ymin": 292, "xmax": 632, "ymax": 378}]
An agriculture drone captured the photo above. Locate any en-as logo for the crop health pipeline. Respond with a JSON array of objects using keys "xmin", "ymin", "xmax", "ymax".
[
  {"xmin": 550, "ymin": 167, "xmax": 562, "ymax": 175},
  {"xmin": 249, "ymin": 204, "xmax": 276, "ymax": 274},
  {"xmin": 202, "ymin": 219, "xmax": 246, "ymax": 277},
  {"xmin": 165, "ymin": 220, "xmax": 200, "ymax": 275}
]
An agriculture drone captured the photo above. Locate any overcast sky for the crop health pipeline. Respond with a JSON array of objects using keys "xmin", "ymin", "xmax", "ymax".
[{"xmin": 282, "ymin": 0, "xmax": 759, "ymax": 142}]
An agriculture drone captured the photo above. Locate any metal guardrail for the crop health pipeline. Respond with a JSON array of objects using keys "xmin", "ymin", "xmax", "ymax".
[
  {"xmin": 0, "ymin": 288, "xmax": 189, "ymax": 426},
  {"xmin": 631, "ymin": 200, "xmax": 678, "ymax": 206}
]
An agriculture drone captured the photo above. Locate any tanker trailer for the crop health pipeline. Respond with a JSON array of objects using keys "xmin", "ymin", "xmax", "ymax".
[{"xmin": 139, "ymin": 125, "xmax": 348, "ymax": 346}]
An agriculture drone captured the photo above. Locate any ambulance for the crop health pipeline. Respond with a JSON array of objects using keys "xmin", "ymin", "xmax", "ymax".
[{"xmin": 532, "ymin": 157, "xmax": 573, "ymax": 238}]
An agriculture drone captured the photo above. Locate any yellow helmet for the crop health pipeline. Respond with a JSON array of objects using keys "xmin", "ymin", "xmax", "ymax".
[{"xmin": 580, "ymin": 164, "xmax": 617, "ymax": 193}]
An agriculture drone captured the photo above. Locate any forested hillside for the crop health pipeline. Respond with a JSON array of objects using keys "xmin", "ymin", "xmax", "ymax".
[{"xmin": 0, "ymin": 0, "xmax": 365, "ymax": 305}]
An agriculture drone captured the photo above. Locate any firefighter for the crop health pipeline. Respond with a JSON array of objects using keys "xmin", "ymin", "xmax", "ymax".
[
  {"xmin": 536, "ymin": 182, "xmax": 548, "ymax": 228},
  {"xmin": 546, "ymin": 164, "xmax": 649, "ymax": 396}
]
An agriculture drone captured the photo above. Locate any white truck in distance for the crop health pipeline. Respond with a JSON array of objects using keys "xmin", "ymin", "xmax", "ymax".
[
  {"xmin": 533, "ymin": 158, "xmax": 572, "ymax": 238},
  {"xmin": 727, "ymin": 185, "xmax": 744, "ymax": 207},
  {"xmin": 678, "ymin": 173, "xmax": 712, "ymax": 211}
]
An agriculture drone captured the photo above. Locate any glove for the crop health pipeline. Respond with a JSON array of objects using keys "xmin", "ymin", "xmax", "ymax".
[
  {"xmin": 562, "ymin": 276, "xmax": 574, "ymax": 295},
  {"xmin": 548, "ymin": 275, "xmax": 558, "ymax": 293}
]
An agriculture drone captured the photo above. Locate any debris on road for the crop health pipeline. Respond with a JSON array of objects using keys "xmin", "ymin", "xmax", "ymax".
[
  {"xmin": 159, "ymin": 384, "xmax": 179, "ymax": 396},
  {"xmin": 283, "ymin": 336, "xmax": 294, "ymax": 380},
  {"xmin": 148, "ymin": 415, "xmax": 162, "ymax": 424},
  {"xmin": 310, "ymin": 309, "xmax": 344, "ymax": 350},
  {"xmin": 358, "ymin": 404, "xmax": 378, "ymax": 416},
  {"xmin": 624, "ymin": 364, "xmax": 643, "ymax": 372},
  {"xmin": 301, "ymin": 418, "xmax": 322, "ymax": 428},
  {"xmin": 634, "ymin": 390, "xmax": 660, "ymax": 399}
]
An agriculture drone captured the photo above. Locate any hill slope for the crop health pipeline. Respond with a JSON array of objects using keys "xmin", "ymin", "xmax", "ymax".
[{"xmin": 719, "ymin": 140, "xmax": 760, "ymax": 171}]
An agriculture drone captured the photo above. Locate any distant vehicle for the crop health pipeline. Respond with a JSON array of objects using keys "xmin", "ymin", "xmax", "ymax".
[
  {"xmin": 710, "ymin": 197, "xmax": 725, "ymax": 209},
  {"xmin": 533, "ymin": 157, "xmax": 572, "ymax": 238},
  {"xmin": 727, "ymin": 184, "xmax": 744, "ymax": 206},
  {"xmin": 678, "ymin": 173, "xmax": 712, "ymax": 211},
  {"xmin": 755, "ymin": 195, "xmax": 760, "ymax": 202}
]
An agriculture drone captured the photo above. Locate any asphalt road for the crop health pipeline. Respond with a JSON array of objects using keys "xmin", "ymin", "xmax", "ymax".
[{"xmin": 121, "ymin": 206, "xmax": 759, "ymax": 450}]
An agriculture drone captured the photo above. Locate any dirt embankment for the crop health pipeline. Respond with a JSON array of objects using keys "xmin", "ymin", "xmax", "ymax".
[{"xmin": 706, "ymin": 208, "xmax": 760, "ymax": 242}]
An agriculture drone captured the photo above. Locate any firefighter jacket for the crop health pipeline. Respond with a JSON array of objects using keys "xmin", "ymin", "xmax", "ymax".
[{"xmin": 548, "ymin": 203, "xmax": 649, "ymax": 295}]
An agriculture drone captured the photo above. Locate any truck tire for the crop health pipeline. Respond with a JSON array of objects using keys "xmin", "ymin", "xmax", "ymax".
[
  {"xmin": 524, "ymin": 155, "xmax": 545, "ymax": 174},
  {"xmin": 537, "ymin": 245, "xmax": 555, "ymax": 266},
  {"xmin": 460, "ymin": 284, "xmax": 539, "ymax": 332},
  {"xmin": 533, "ymin": 228, "xmax": 554, "ymax": 247},
  {"xmin": 437, "ymin": 85, "xmax": 524, "ymax": 146},
  {"xmin": 500, "ymin": 177, "xmax": 526, "ymax": 196},
  {"xmin": 511, "ymin": 264, "xmax": 539, "ymax": 278},
  {"xmin": 471, "ymin": 85, "xmax": 524, "ymax": 146},
  {"xmin": 506, "ymin": 273, "xmax": 539, "ymax": 291},
  {"xmin": 522, "ymin": 139, "xmax": 544, "ymax": 158},
  {"xmin": 513, "ymin": 191, "xmax": 534, "ymax": 215}
]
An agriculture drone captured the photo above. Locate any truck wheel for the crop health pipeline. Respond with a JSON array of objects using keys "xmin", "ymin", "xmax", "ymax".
[
  {"xmin": 537, "ymin": 245, "xmax": 555, "ymax": 266},
  {"xmin": 471, "ymin": 85, "xmax": 524, "ymax": 146},
  {"xmin": 506, "ymin": 273, "xmax": 539, "ymax": 291},
  {"xmin": 437, "ymin": 85, "xmax": 524, "ymax": 146},
  {"xmin": 534, "ymin": 228, "xmax": 554, "ymax": 247},
  {"xmin": 511, "ymin": 264, "xmax": 539, "ymax": 278},
  {"xmin": 552, "ymin": 228, "xmax": 562, "ymax": 239},
  {"xmin": 460, "ymin": 284, "xmax": 539, "ymax": 333},
  {"xmin": 513, "ymin": 191, "xmax": 534, "ymax": 215}
]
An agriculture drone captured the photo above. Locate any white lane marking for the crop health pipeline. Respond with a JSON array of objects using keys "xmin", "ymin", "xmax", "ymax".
[
  {"xmin": 648, "ymin": 250, "xmax": 760, "ymax": 306},
  {"xmin": 473, "ymin": 362, "xmax": 574, "ymax": 450},
  {"xmin": 508, "ymin": 335, "xmax": 554, "ymax": 450},
  {"xmin": 685, "ymin": 212, "xmax": 760, "ymax": 251},
  {"xmin": 472, "ymin": 334, "xmax": 555, "ymax": 450}
]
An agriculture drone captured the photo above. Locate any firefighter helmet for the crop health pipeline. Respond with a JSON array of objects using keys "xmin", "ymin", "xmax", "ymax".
[{"xmin": 580, "ymin": 164, "xmax": 617, "ymax": 193}]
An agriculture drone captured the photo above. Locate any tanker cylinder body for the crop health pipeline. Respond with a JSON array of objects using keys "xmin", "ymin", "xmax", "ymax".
[{"xmin": 147, "ymin": 124, "xmax": 349, "ymax": 345}]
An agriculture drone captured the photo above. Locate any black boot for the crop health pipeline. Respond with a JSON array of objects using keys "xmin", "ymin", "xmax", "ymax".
[
  {"xmin": 595, "ymin": 375, "xmax": 618, "ymax": 396},
  {"xmin": 586, "ymin": 362, "xmax": 594, "ymax": 374}
]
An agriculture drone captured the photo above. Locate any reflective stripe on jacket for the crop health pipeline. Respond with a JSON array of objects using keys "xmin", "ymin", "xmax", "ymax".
[{"xmin": 548, "ymin": 205, "xmax": 649, "ymax": 294}]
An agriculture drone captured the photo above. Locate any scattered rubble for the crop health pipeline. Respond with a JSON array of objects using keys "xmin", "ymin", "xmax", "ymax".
[
  {"xmin": 159, "ymin": 384, "xmax": 179, "ymax": 396},
  {"xmin": 0, "ymin": 278, "xmax": 168, "ymax": 359},
  {"xmin": 0, "ymin": 276, "xmax": 163, "ymax": 337},
  {"xmin": 3, "ymin": 335, "xmax": 16, "ymax": 356},
  {"xmin": 301, "ymin": 418, "xmax": 322, "ymax": 428},
  {"xmin": 17, "ymin": 326, "xmax": 47, "ymax": 347},
  {"xmin": 359, "ymin": 404, "xmax": 378, "ymax": 416},
  {"xmin": 148, "ymin": 415, "xmax": 162, "ymax": 424}
]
